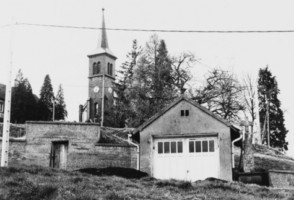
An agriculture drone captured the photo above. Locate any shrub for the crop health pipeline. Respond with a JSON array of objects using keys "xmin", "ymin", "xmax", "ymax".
[{"xmin": 104, "ymin": 191, "xmax": 130, "ymax": 200}]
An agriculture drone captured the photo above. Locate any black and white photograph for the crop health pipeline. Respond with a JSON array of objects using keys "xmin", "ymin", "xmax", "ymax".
[{"xmin": 1, "ymin": 0, "xmax": 294, "ymax": 199}]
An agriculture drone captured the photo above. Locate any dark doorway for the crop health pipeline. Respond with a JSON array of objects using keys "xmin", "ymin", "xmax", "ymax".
[{"xmin": 50, "ymin": 141, "xmax": 68, "ymax": 169}]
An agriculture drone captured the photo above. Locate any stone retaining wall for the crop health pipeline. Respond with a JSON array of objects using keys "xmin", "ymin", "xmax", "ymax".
[
  {"xmin": 268, "ymin": 170, "xmax": 294, "ymax": 188},
  {"xmin": 0, "ymin": 122, "xmax": 137, "ymax": 170}
]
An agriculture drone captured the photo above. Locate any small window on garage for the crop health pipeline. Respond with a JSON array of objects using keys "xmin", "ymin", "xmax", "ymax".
[
  {"xmin": 164, "ymin": 142, "xmax": 170, "ymax": 153},
  {"xmin": 177, "ymin": 141, "xmax": 183, "ymax": 153},
  {"xmin": 195, "ymin": 141, "xmax": 201, "ymax": 152},
  {"xmin": 180, "ymin": 110, "xmax": 189, "ymax": 116},
  {"xmin": 209, "ymin": 140, "xmax": 215, "ymax": 152},
  {"xmin": 202, "ymin": 141, "xmax": 208, "ymax": 152},
  {"xmin": 158, "ymin": 142, "xmax": 163, "ymax": 154},
  {"xmin": 181, "ymin": 110, "xmax": 185, "ymax": 116},
  {"xmin": 189, "ymin": 141, "xmax": 194, "ymax": 152},
  {"xmin": 171, "ymin": 142, "xmax": 177, "ymax": 153}
]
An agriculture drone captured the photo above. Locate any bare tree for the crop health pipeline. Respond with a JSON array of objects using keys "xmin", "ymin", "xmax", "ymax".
[
  {"xmin": 242, "ymin": 74, "xmax": 257, "ymax": 131},
  {"xmin": 171, "ymin": 52, "xmax": 195, "ymax": 93},
  {"xmin": 192, "ymin": 68, "xmax": 245, "ymax": 122}
]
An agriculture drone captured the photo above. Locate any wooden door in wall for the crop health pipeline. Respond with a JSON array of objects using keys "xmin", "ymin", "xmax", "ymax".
[{"xmin": 50, "ymin": 141, "xmax": 68, "ymax": 169}]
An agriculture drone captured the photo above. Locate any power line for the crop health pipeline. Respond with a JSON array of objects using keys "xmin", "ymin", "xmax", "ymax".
[
  {"xmin": 0, "ymin": 24, "xmax": 10, "ymax": 28},
  {"xmin": 16, "ymin": 22, "xmax": 294, "ymax": 34}
]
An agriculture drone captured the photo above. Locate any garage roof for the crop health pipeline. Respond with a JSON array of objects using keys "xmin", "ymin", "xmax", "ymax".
[{"xmin": 134, "ymin": 96, "xmax": 239, "ymax": 133}]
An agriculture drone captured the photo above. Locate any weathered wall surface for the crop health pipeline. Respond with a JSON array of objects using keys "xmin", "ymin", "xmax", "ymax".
[
  {"xmin": 268, "ymin": 170, "xmax": 294, "ymax": 188},
  {"xmin": 24, "ymin": 121, "xmax": 100, "ymax": 169},
  {"xmin": 1, "ymin": 122, "xmax": 137, "ymax": 170},
  {"xmin": 0, "ymin": 139, "xmax": 26, "ymax": 166},
  {"xmin": 70, "ymin": 144, "xmax": 137, "ymax": 170},
  {"xmin": 140, "ymin": 100, "xmax": 232, "ymax": 181}
]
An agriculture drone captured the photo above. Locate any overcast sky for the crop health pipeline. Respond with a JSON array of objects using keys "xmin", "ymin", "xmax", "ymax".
[{"xmin": 1, "ymin": 0, "xmax": 294, "ymax": 154}]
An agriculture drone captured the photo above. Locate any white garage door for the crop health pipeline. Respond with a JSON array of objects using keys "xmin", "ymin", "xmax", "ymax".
[{"xmin": 153, "ymin": 137, "xmax": 219, "ymax": 181}]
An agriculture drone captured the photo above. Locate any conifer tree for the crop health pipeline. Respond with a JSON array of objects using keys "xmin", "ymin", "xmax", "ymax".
[
  {"xmin": 11, "ymin": 69, "xmax": 38, "ymax": 123},
  {"xmin": 39, "ymin": 74, "xmax": 54, "ymax": 121},
  {"xmin": 100, "ymin": 40, "xmax": 141, "ymax": 127},
  {"xmin": 129, "ymin": 35, "xmax": 176, "ymax": 126},
  {"xmin": 258, "ymin": 66, "xmax": 288, "ymax": 150},
  {"xmin": 109, "ymin": 35, "xmax": 194, "ymax": 127},
  {"xmin": 54, "ymin": 84, "xmax": 67, "ymax": 120},
  {"xmin": 114, "ymin": 35, "xmax": 194, "ymax": 127}
]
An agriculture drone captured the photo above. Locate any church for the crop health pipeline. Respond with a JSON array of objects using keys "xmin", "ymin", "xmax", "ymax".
[{"xmin": 79, "ymin": 9, "xmax": 117, "ymax": 124}]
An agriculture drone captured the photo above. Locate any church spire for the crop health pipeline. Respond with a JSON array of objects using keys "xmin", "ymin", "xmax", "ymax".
[
  {"xmin": 99, "ymin": 8, "xmax": 109, "ymax": 49},
  {"xmin": 88, "ymin": 8, "xmax": 116, "ymax": 59}
]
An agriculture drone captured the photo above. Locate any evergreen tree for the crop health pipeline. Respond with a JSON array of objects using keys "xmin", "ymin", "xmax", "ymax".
[
  {"xmin": 39, "ymin": 74, "xmax": 54, "ymax": 121},
  {"xmin": 11, "ymin": 69, "xmax": 38, "ymax": 123},
  {"xmin": 100, "ymin": 40, "xmax": 141, "ymax": 127},
  {"xmin": 132, "ymin": 35, "xmax": 176, "ymax": 125},
  {"xmin": 108, "ymin": 35, "xmax": 194, "ymax": 127},
  {"xmin": 151, "ymin": 39, "xmax": 174, "ymax": 110},
  {"xmin": 258, "ymin": 66, "xmax": 288, "ymax": 150},
  {"xmin": 54, "ymin": 84, "xmax": 67, "ymax": 120}
]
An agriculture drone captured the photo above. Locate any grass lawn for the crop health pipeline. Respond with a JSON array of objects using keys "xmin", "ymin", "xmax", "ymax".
[{"xmin": 1, "ymin": 165, "xmax": 294, "ymax": 200}]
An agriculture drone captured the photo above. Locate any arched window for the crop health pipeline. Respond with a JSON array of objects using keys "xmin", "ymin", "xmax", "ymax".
[
  {"xmin": 94, "ymin": 103, "xmax": 99, "ymax": 115},
  {"xmin": 110, "ymin": 64, "xmax": 113, "ymax": 76},
  {"xmin": 93, "ymin": 62, "xmax": 97, "ymax": 75},
  {"xmin": 97, "ymin": 62, "xmax": 101, "ymax": 74},
  {"xmin": 107, "ymin": 63, "xmax": 113, "ymax": 76}
]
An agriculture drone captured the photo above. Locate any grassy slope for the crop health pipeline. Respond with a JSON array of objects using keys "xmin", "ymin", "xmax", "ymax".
[
  {"xmin": 1, "ymin": 166, "xmax": 294, "ymax": 200},
  {"xmin": 234, "ymin": 144, "xmax": 294, "ymax": 172}
]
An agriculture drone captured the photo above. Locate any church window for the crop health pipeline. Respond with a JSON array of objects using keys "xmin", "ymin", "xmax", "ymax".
[
  {"xmin": 94, "ymin": 103, "xmax": 99, "ymax": 115},
  {"xmin": 93, "ymin": 62, "xmax": 97, "ymax": 75},
  {"xmin": 107, "ymin": 63, "xmax": 113, "ymax": 76},
  {"xmin": 97, "ymin": 62, "xmax": 101, "ymax": 74}
]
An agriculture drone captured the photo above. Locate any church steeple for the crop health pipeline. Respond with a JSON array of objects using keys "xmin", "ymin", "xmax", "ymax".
[
  {"xmin": 99, "ymin": 8, "xmax": 108, "ymax": 49},
  {"xmin": 80, "ymin": 8, "xmax": 117, "ymax": 123},
  {"xmin": 88, "ymin": 9, "xmax": 116, "ymax": 59}
]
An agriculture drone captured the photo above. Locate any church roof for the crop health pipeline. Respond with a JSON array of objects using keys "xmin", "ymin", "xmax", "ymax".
[
  {"xmin": 88, "ymin": 48, "xmax": 116, "ymax": 59},
  {"xmin": 88, "ymin": 9, "xmax": 117, "ymax": 59}
]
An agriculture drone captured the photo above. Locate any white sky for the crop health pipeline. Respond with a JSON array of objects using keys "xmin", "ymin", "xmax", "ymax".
[{"xmin": 0, "ymin": 0, "xmax": 294, "ymax": 154}]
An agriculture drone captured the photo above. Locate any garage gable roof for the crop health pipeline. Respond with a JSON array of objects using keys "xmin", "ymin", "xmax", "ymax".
[{"xmin": 135, "ymin": 96, "xmax": 233, "ymax": 133}]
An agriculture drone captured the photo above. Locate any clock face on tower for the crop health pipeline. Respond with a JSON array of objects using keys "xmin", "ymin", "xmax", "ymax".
[{"xmin": 93, "ymin": 86, "xmax": 99, "ymax": 93}]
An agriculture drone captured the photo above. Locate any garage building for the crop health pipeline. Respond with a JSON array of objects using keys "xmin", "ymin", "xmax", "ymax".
[{"xmin": 134, "ymin": 96, "xmax": 240, "ymax": 181}]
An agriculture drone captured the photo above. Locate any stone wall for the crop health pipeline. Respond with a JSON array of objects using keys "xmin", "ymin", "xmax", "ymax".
[
  {"xmin": 69, "ymin": 144, "xmax": 137, "ymax": 170},
  {"xmin": 0, "ymin": 138, "xmax": 26, "ymax": 166},
  {"xmin": 0, "ymin": 121, "xmax": 137, "ymax": 170},
  {"xmin": 268, "ymin": 170, "xmax": 294, "ymax": 188}
]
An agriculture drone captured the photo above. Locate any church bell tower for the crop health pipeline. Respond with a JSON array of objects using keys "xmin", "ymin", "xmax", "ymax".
[{"xmin": 84, "ymin": 9, "xmax": 117, "ymax": 122}]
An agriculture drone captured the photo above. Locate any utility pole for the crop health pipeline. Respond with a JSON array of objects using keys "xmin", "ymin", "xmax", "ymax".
[
  {"xmin": 255, "ymin": 79, "xmax": 261, "ymax": 144},
  {"xmin": 101, "ymin": 75, "xmax": 105, "ymax": 127},
  {"xmin": 266, "ymin": 93, "xmax": 270, "ymax": 147},
  {"xmin": 52, "ymin": 97, "xmax": 55, "ymax": 121},
  {"xmin": 1, "ymin": 20, "xmax": 14, "ymax": 167}
]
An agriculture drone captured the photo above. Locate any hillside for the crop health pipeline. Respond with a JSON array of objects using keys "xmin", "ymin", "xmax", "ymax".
[
  {"xmin": 234, "ymin": 144, "xmax": 294, "ymax": 172},
  {"xmin": 1, "ymin": 165, "xmax": 294, "ymax": 200}
]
